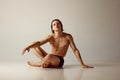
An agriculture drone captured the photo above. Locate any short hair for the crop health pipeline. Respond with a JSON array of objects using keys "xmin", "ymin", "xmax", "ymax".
[{"xmin": 51, "ymin": 19, "xmax": 64, "ymax": 33}]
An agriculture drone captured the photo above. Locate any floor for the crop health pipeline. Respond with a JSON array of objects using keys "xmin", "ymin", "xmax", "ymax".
[{"xmin": 0, "ymin": 62, "xmax": 120, "ymax": 80}]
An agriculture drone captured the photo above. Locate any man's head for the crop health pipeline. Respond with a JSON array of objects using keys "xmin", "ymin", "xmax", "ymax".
[{"xmin": 51, "ymin": 19, "xmax": 64, "ymax": 33}]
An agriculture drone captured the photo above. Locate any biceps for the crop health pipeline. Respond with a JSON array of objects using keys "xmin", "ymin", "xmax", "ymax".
[
  {"xmin": 39, "ymin": 35, "xmax": 52, "ymax": 45},
  {"xmin": 39, "ymin": 39, "xmax": 49, "ymax": 45}
]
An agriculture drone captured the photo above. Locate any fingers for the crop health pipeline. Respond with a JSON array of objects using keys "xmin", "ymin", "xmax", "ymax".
[
  {"xmin": 22, "ymin": 49, "xmax": 26, "ymax": 55},
  {"xmin": 82, "ymin": 65, "xmax": 94, "ymax": 68},
  {"xmin": 86, "ymin": 66, "xmax": 94, "ymax": 68},
  {"xmin": 27, "ymin": 49, "xmax": 30, "ymax": 52},
  {"xmin": 22, "ymin": 47, "xmax": 29, "ymax": 55},
  {"xmin": 89, "ymin": 66, "xmax": 94, "ymax": 68}
]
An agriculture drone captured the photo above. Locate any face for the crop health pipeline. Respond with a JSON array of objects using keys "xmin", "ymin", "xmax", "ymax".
[{"xmin": 52, "ymin": 21, "xmax": 62, "ymax": 32}]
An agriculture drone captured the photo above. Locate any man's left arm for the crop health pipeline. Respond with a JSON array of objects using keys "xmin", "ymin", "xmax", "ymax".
[{"xmin": 68, "ymin": 34, "xmax": 93, "ymax": 68}]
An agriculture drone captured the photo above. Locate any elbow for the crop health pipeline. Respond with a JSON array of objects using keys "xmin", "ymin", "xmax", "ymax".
[
  {"xmin": 36, "ymin": 41, "xmax": 41, "ymax": 46},
  {"xmin": 73, "ymin": 48, "xmax": 79, "ymax": 54},
  {"xmin": 32, "ymin": 41, "xmax": 41, "ymax": 47}
]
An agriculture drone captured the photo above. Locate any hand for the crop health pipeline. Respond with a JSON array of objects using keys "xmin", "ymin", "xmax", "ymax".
[
  {"xmin": 22, "ymin": 47, "xmax": 30, "ymax": 55},
  {"xmin": 81, "ymin": 64, "xmax": 94, "ymax": 68}
]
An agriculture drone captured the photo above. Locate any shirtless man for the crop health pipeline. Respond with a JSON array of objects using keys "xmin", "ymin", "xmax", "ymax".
[{"xmin": 22, "ymin": 19, "xmax": 93, "ymax": 68}]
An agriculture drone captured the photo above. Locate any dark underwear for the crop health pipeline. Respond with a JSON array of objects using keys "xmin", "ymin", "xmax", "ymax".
[{"xmin": 53, "ymin": 55, "xmax": 64, "ymax": 68}]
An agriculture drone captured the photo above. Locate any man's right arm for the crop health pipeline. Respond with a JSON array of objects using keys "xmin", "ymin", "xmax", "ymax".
[
  {"xmin": 21, "ymin": 41, "xmax": 39, "ymax": 55},
  {"xmin": 22, "ymin": 34, "xmax": 53, "ymax": 55}
]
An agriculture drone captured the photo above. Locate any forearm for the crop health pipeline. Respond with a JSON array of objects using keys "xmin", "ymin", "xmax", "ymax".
[
  {"xmin": 26, "ymin": 41, "xmax": 40, "ymax": 49},
  {"xmin": 74, "ymin": 50, "xmax": 94, "ymax": 68},
  {"xmin": 22, "ymin": 41, "xmax": 41, "ymax": 55},
  {"xmin": 74, "ymin": 50, "xmax": 84, "ymax": 66}
]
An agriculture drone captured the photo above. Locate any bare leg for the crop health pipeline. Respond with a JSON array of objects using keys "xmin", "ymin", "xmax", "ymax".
[
  {"xmin": 27, "ymin": 61, "xmax": 42, "ymax": 67},
  {"xmin": 27, "ymin": 46, "xmax": 48, "ymax": 67},
  {"xmin": 31, "ymin": 46, "xmax": 48, "ymax": 60},
  {"xmin": 41, "ymin": 61, "xmax": 51, "ymax": 68},
  {"xmin": 41, "ymin": 54, "xmax": 60, "ymax": 68},
  {"xmin": 27, "ymin": 54, "xmax": 60, "ymax": 68},
  {"xmin": 28, "ymin": 60, "xmax": 51, "ymax": 68}
]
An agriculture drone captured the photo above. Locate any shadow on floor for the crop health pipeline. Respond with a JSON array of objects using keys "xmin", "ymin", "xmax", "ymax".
[
  {"xmin": 89, "ymin": 63, "xmax": 119, "ymax": 67},
  {"xmin": 63, "ymin": 63, "xmax": 120, "ymax": 69},
  {"xmin": 63, "ymin": 64, "xmax": 81, "ymax": 69}
]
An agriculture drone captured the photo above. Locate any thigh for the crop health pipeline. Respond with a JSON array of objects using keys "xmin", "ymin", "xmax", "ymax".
[
  {"xmin": 43, "ymin": 54, "xmax": 60, "ymax": 68},
  {"xmin": 35, "ymin": 47, "xmax": 48, "ymax": 56}
]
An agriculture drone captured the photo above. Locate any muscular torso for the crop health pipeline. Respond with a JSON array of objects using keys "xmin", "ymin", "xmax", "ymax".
[{"xmin": 49, "ymin": 33, "xmax": 70, "ymax": 57}]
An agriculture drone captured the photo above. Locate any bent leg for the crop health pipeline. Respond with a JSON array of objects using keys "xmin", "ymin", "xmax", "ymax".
[
  {"xmin": 41, "ymin": 54, "xmax": 60, "ymax": 68},
  {"xmin": 31, "ymin": 47, "xmax": 48, "ymax": 60},
  {"xmin": 28, "ymin": 54, "xmax": 61, "ymax": 68},
  {"xmin": 27, "ymin": 61, "xmax": 42, "ymax": 67},
  {"xmin": 27, "ymin": 60, "xmax": 51, "ymax": 68}
]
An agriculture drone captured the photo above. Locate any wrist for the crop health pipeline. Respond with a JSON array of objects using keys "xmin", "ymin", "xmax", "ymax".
[
  {"xmin": 26, "ymin": 46, "xmax": 30, "ymax": 50},
  {"xmin": 80, "ymin": 63, "xmax": 85, "ymax": 66}
]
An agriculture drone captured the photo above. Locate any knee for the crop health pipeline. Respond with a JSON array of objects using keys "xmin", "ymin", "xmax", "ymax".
[{"xmin": 45, "ymin": 54, "xmax": 52, "ymax": 60}]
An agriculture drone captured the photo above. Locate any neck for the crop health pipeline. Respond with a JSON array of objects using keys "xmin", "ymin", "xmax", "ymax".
[{"xmin": 54, "ymin": 31, "xmax": 63, "ymax": 38}]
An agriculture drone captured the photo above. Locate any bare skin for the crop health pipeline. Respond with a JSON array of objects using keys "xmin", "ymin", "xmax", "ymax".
[{"xmin": 22, "ymin": 20, "xmax": 93, "ymax": 68}]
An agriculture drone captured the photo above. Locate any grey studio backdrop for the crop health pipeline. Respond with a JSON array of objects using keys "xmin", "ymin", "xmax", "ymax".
[{"xmin": 0, "ymin": 0, "xmax": 120, "ymax": 64}]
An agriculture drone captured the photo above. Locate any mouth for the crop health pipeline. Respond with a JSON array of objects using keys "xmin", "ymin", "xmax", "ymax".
[{"xmin": 55, "ymin": 26, "xmax": 59, "ymax": 28}]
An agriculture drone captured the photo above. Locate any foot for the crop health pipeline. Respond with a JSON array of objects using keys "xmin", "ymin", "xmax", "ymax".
[
  {"xmin": 41, "ymin": 62, "xmax": 51, "ymax": 68},
  {"xmin": 27, "ymin": 61, "xmax": 41, "ymax": 67}
]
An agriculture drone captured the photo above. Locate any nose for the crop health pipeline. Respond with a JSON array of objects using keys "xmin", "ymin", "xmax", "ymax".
[
  {"xmin": 56, "ymin": 23, "xmax": 59, "ymax": 26},
  {"xmin": 55, "ymin": 24, "xmax": 59, "ymax": 28}
]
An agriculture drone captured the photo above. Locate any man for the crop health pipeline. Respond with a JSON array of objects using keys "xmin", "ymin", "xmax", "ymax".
[{"xmin": 22, "ymin": 19, "xmax": 93, "ymax": 68}]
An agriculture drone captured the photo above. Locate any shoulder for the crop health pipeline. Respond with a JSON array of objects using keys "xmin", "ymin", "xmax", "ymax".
[
  {"xmin": 47, "ymin": 33, "xmax": 54, "ymax": 38},
  {"xmin": 63, "ymin": 32, "xmax": 73, "ymax": 41},
  {"xmin": 45, "ymin": 33, "xmax": 54, "ymax": 40}
]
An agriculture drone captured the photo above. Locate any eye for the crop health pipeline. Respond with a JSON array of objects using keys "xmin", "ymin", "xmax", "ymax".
[{"xmin": 53, "ymin": 23, "xmax": 55, "ymax": 26}]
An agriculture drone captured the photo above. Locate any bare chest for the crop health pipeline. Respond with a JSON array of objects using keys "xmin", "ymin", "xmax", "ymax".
[{"xmin": 50, "ymin": 37, "xmax": 70, "ymax": 48}]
